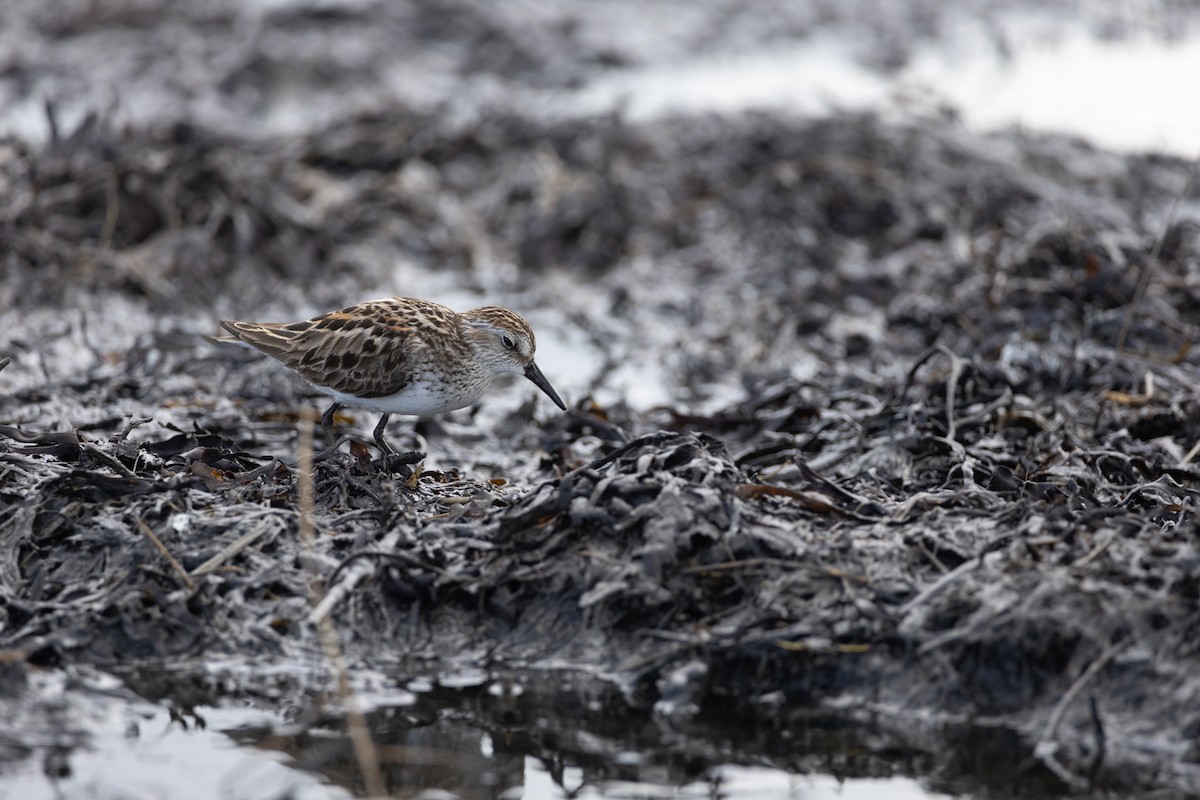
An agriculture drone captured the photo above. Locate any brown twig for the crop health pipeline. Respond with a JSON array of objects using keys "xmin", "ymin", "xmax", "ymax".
[
  {"xmin": 189, "ymin": 526, "xmax": 271, "ymax": 577},
  {"xmin": 134, "ymin": 517, "xmax": 194, "ymax": 589},
  {"xmin": 1181, "ymin": 438, "xmax": 1200, "ymax": 467},
  {"xmin": 900, "ymin": 345, "xmax": 965, "ymax": 442},
  {"xmin": 297, "ymin": 408, "xmax": 386, "ymax": 798},
  {"xmin": 83, "ymin": 443, "xmax": 139, "ymax": 478},
  {"xmin": 1039, "ymin": 636, "xmax": 1131, "ymax": 749}
]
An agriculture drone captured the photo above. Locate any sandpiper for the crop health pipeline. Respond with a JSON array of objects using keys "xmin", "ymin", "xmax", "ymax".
[{"xmin": 217, "ymin": 297, "xmax": 566, "ymax": 454}]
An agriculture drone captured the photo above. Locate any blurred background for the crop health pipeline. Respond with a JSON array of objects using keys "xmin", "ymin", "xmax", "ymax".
[{"xmin": 4, "ymin": 0, "xmax": 1199, "ymax": 154}]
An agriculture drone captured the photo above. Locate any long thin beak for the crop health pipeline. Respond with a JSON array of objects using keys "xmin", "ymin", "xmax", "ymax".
[{"xmin": 524, "ymin": 361, "xmax": 566, "ymax": 410}]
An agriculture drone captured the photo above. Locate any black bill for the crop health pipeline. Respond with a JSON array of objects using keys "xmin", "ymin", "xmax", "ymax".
[{"xmin": 524, "ymin": 361, "xmax": 567, "ymax": 410}]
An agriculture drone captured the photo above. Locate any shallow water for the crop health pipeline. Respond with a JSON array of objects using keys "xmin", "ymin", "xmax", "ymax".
[{"xmin": 1, "ymin": 668, "xmax": 974, "ymax": 800}]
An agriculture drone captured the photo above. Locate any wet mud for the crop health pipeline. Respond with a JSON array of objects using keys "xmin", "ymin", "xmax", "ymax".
[{"xmin": 2, "ymin": 1, "xmax": 1200, "ymax": 797}]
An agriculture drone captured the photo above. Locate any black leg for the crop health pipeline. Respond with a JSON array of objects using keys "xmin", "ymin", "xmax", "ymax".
[
  {"xmin": 373, "ymin": 417, "xmax": 427, "ymax": 475},
  {"xmin": 372, "ymin": 414, "xmax": 393, "ymax": 454},
  {"xmin": 321, "ymin": 402, "xmax": 342, "ymax": 443}
]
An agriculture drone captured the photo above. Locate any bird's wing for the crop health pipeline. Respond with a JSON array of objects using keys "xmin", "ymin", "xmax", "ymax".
[{"xmin": 219, "ymin": 308, "xmax": 426, "ymax": 399}]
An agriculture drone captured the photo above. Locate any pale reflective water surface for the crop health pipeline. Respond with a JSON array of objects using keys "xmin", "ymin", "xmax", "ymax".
[{"xmin": 1, "ymin": 670, "xmax": 971, "ymax": 800}]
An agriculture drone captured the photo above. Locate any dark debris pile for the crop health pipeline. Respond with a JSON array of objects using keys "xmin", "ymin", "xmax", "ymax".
[{"xmin": 2, "ymin": 98, "xmax": 1200, "ymax": 795}]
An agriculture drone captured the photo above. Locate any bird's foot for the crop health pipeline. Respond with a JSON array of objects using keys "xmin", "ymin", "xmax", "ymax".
[{"xmin": 379, "ymin": 450, "xmax": 425, "ymax": 477}]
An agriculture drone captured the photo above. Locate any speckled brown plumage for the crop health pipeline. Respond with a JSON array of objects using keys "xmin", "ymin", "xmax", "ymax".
[{"xmin": 218, "ymin": 297, "xmax": 565, "ymax": 454}]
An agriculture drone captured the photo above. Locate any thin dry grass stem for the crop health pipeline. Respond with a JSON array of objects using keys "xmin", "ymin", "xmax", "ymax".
[
  {"xmin": 134, "ymin": 517, "xmax": 194, "ymax": 589},
  {"xmin": 1072, "ymin": 530, "xmax": 1116, "ymax": 568},
  {"xmin": 1035, "ymin": 636, "xmax": 1132, "ymax": 788},
  {"xmin": 1040, "ymin": 638, "xmax": 1130, "ymax": 746},
  {"xmin": 308, "ymin": 527, "xmax": 413, "ymax": 625},
  {"xmin": 83, "ymin": 442, "xmax": 139, "ymax": 478},
  {"xmin": 1181, "ymin": 438, "xmax": 1200, "ymax": 466},
  {"xmin": 899, "ymin": 550, "xmax": 1006, "ymax": 623},
  {"xmin": 1117, "ymin": 154, "xmax": 1200, "ymax": 352},
  {"xmin": 297, "ymin": 408, "xmax": 387, "ymax": 798},
  {"xmin": 189, "ymin": 527, "xmax": 270, "ymax": 577}
]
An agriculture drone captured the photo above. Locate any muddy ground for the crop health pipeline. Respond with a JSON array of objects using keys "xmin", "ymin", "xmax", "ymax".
[{"xmin": 2, "ymin": 0, "xmax": 1200, "ymax": 797}]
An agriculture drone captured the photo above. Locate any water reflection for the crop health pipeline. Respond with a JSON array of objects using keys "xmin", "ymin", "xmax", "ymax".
[
  {"xmin": 1, "ymin": 668, "xmax": 1075, "ymax": 798},
  {"xmin": 221, "ymin": 675, "xmax": 1063, "ymax": 799},
  {"xmin": 235, "ymin": 709, "xmax": 956, "ymax": 799},
  {"xmin": 521, "ymin": 760, "xmax": 950, "ymax": 799}
]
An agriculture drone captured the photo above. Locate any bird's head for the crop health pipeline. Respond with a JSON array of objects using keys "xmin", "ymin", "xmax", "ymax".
[{"xmin": 462, "ymin": 306, "xmax": 566, "ymax": 410}]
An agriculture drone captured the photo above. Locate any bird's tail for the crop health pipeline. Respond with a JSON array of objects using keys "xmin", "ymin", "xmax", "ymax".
[{"xmin": 215, "ymin": 320, "xmax": 300, "ymax": 360}]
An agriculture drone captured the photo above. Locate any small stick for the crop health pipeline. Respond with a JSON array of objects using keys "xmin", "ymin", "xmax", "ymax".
[
  {"xmin": 1039, "ymin": 637, "xmax": 1131, "ymax": 748},
  {"xmin": 899, "ymin": 345, "xmax": 965, "ymax": 442},
  {"xmin": 899, "ymin": 550, "xmax": 1005, "ymax": 621},
  {"xmin": 297, "ymin": 409, "xmax": 386, "ymax": 798},
  {"xmin": 1089, "ymin": 696, "xmax": 1106, "ymax": 757},
  {"xmin": 307, "ymin": 529, "xmax": 404, "ymax": 625},
  {"xmin": 1117, "ymin": 155, "xmax": 1200, "ymax": 351},
  {"xmin": 134, "ymin": 517, "xmax": 194, "ymax": 589},
  {"xmin": 189, "ymin": 527, "xmax": 269, "ymax": 577},
  {"xmin": 1181, "ymin": 438, "xmax": 1200, "ymax": 466},
  {"xmin": 1073, "ymin": 530, "xmax": 1115, "ymax": 568},
  {"xmin": 83, "ymin": 443, "xmax": 139, "ymax": 479}
]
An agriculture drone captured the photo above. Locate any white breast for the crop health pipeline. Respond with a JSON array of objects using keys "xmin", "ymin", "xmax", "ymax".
[{"xmin": 314, "ymin": 379, "xmax": 492, "ymax": 416}]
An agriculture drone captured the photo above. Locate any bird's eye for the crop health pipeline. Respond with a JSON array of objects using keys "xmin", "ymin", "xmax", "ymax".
[{"xmin": 501, "ymin": 335, "xmax": 516, "ymax": 349}]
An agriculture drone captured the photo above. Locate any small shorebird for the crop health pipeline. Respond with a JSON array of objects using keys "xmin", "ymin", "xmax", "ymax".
[{"xmin": 217, "ymin": 297, "xmax": 566, "ymax": 454}]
